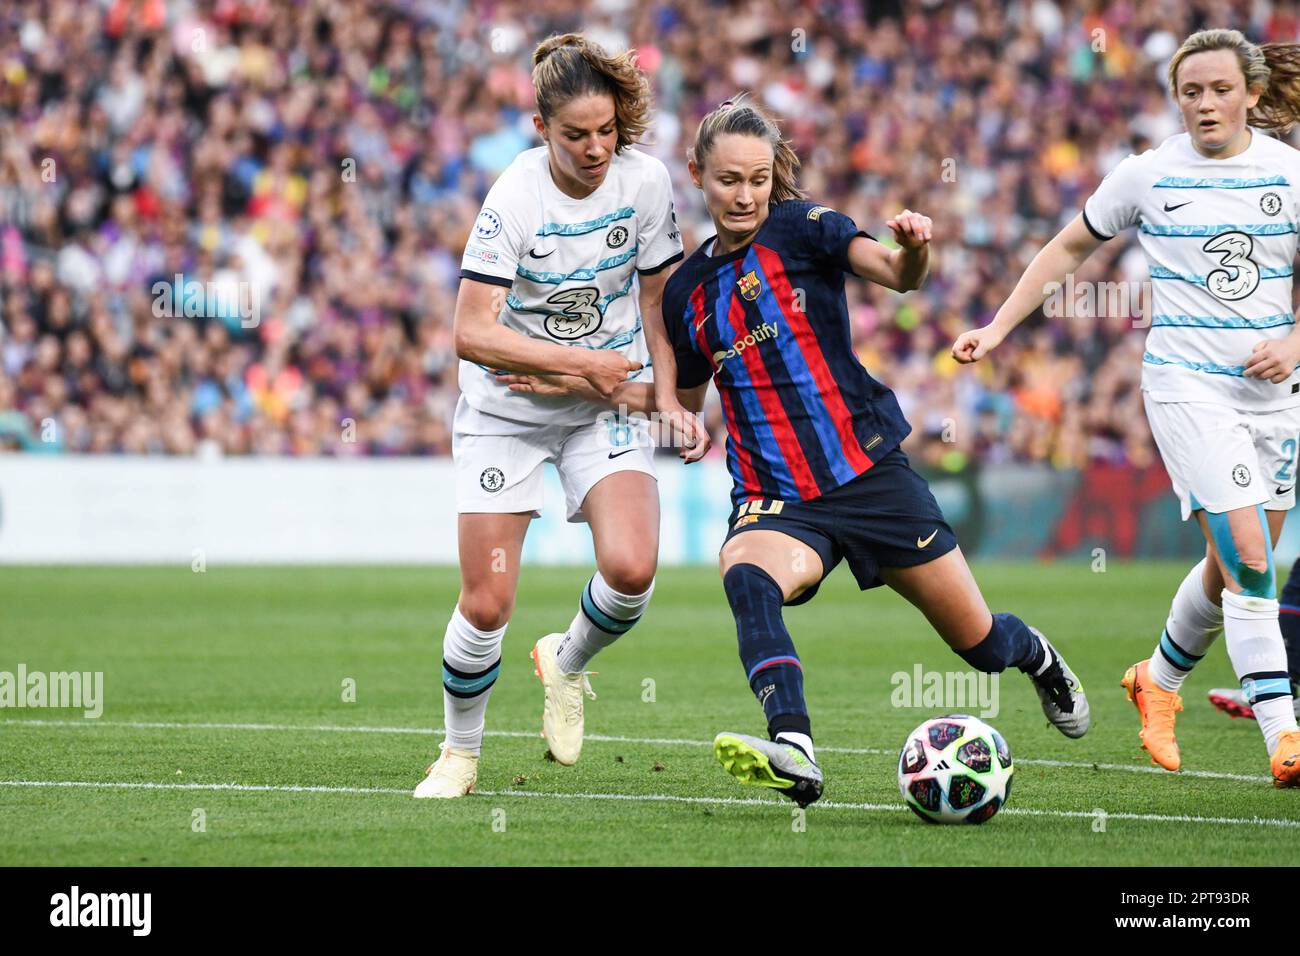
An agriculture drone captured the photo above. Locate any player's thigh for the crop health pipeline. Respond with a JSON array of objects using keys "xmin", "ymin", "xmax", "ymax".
[
  {"xmin": 557, "ymin": 417, "xmax": 660, "ymax": 593},
  {"xmin": 583, "ymin": 470, "xmax": 661, "ymax": 594},
  {"xmin": 1195, "ymin": 508, "xmax": 1284, "ymax": 598},
  {"xmin": 453, "ymin": 427, "xmax": 548, "ymax": 628},
  {"xmin": 1251, "ymin": 404, "xmax": 1299, "ymax": 560},
  {"xmin": 1145, "ymin": 398, "xmax": 1264, "ymax": 522},
  {"xmin": 879, "ymin": 547, "xmax": 992, "ymax": 651},
  {"xmin": 1251, "ymin": 402, "xmax": 1300, "ymax": 515},
  {"xmin": 456, "ymin": 512, "xmax": 531, "ymax": 629},
  {"xmin": 1195, "ymin": 506, "xmax": 1274, "ymax": 594},
  {"xmin": 719, "ymin": 529, "xmax": 825, "ymax": 603}
]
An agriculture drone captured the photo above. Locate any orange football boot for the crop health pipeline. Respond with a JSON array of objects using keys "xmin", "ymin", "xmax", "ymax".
[
  {"xmin": 1121, "ymin": 660, "xmax": 1183, "ymax": 771},
  {"xmin": 1271, "ymin": 729, "xmax": 1300, "ymax": 788}
]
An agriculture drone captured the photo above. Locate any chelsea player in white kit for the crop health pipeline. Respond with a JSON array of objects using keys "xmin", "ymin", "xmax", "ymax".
[
  {"xmin": 953, "ymin": 29, "xmax": 1300, "ymax": 787},
  {"xmin": 414, "ymin": 34, "xmax": 687, "ymax": 797}
]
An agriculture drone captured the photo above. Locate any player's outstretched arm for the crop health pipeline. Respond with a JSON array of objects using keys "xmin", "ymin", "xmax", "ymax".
[
  {"xmin": 637, "ymin": 267, "xmax": 711, "ymax": 459},
  {"xmin": 494, "ymin": 371, "xmax": 651, "ymax": 407},
  {"xmin": 453, "ymin": 278, "xmax": 638, "ymax": 399},
  {"xmin": 496, "ymin": 373, "xmax": 713, "ymax": 462},
  {"xmin": 847, "ymin": 209, "xmax": 932, "ymax": 292},
  {"xmin": 952, "ymin": 213, "xmax": 1104, "ymax": 364},
  {"xmin": 673, "ymin": 382, "xmax": 711, "ymax": 463},
  {"xmin": 637, "ymin": 266, "xmax": 681, "ymax": 413}
]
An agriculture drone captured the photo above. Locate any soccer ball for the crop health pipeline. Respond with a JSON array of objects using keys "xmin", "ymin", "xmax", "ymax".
[{"xmin": 897, "ymin": 714, "xmax": 1013, "ymax": 825}]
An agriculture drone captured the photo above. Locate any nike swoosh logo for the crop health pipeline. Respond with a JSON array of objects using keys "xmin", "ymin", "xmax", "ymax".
[
  {"xmin": 527, "ymin": 248, "xmax": 555, "ymax": 259},
  {"xmin": 1163, "ymin": 200, "xmax": 1192, "ymax": 212},
  {"xmin": 917, "ymin": 530, "xmax": 938, "ymax": 548},
  {"xmin": 608, "ymin": 449, "xmax": 637, "ymax": 459},
  {"xmin": 1278, "ymin": 486, "xmax": 1293, "ymax": 496},
  {"xmin": 695, "ymin": 313, "xmax": 713, "ymax": 331}
]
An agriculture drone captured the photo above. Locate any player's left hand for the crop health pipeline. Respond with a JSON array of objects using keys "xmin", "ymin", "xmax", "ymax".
[
  {"xmin": 1244, "ymin": 338, "xmax": 1300, "ymax": 384},
  {"xmin": 886, "ymin": 209, "xmax": 932, "ymax": 249}
]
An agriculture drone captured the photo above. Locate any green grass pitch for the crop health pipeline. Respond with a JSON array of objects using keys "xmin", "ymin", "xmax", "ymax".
[{"xmin": 2, "ymin": 562, "xmax": 1297, "ymax": 866}]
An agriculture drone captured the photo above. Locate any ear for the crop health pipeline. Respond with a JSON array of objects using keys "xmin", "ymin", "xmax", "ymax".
[
  {"xmin": 532, "ymin": 113, "xmax": 547, "ymax": 142},
  {"xmin": 687, "ymin": 158, "xmax": 703, "ymax": 189},
  {"xmin": 1246, "ymin": 84, "xmax": 1263, "ymax": 111}
]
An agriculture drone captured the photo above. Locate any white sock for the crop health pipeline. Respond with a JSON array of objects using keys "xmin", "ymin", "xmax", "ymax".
[
  {"xmin": 1149, "ymin": 559, "xmax": 1223, "ymax": 691},
  {"xmin": 776, "ymin": 731, "xmax": 815, "ymax": 764},
  {"xmin": 556, "ymin": 573, "xmax": 653, "ymax": 674},
  {"xmin": 441, "ymin": 606, "xmax": 506, "ymax": 754},
  {"xmin": 1221, "ymin": 589, "xmax": 1298, "ymax": 754}
]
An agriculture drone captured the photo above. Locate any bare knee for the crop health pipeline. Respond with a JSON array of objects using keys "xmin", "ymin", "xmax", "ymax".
[
  {"xmin": 719, "ymin": 546, "xmax": 739, "ymax": 579},
  {"xmin": 1238, "ymin": 553, "xmax": 1271, "ymax": 576},
  {"xmin": 719, "ymin": 539, "xmax": 764, "ymax": 577},
  {"xmin": 1230, "ymin": 535, "xmax": 1271, "ymax": 578},
  {"xmin": 458, "ymin": 591, "xmax": 513, "ymax": 631},
  {"xmin": 719, "ymin": 551, "xmax": 752, "ymax": 583},
  {"xmin": 599, "ymin": 555, "xmax": 656, "ymax": 595}
]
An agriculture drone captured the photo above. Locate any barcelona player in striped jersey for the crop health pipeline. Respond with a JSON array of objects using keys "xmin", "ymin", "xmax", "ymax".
[
  {"xmin": 504, "ymin": 97, "xmax": 1092, "ymax": 806},
  {"xmin": 649, "ymin": 98, "xmax": 1091, "ymax": 806}
]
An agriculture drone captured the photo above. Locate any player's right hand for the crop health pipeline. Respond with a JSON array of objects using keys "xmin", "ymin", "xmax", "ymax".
[
  {"xmin": 951, "ymin": 325, "xmax": 1005, "ymax": 364},
  {"xmin": 583, "ymin": 352, "xmax": 642, "ymax": 399},
  {"xmin": 661, "ymin": 403, "xmax": 711, "ymax": 463}
]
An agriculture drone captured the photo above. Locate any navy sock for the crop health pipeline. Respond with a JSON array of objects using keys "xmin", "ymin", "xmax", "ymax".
[
  {"xmin": 723, "ymin": 563, "xmax": 809, "ymax": 737},
  {"xmin": 1279, "ymin": 561, "xmax": 1300, "ymax": 688},
  {"xmin": 956, "ymin": 612, "xmax": 1046, "ymax": 675}
]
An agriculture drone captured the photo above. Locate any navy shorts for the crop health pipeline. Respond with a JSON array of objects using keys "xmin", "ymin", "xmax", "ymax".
[{"xmin": 722, "ymin": 448, "xmax": 958, "ymax": 606}]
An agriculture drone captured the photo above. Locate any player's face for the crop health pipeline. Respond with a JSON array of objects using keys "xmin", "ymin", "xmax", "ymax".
[
  {"xmin": 535, "ymin": 94, "xmax": 618, "ymax": 199},
  {"xmin": 692, "ymin": 134, "xmax": 774, "ymax": 250},
  {"xmin": 1174, "ymin": 49, "xmax": 1261, "ymax": 157}
]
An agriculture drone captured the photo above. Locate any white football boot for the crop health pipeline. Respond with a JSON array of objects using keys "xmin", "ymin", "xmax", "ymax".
[
  {"xmin": 530, "ymin": 632, "xmax": 597, "ymax": 766},
  {"xmin": 413, "ymin": 742, "xmax": 478, "ymax": 799},
  {"xmin": 1027, "ymin": 627, "xmax": 1090, "ymax": 738},
  {"xmin": 714, "ymin": 732, "xmax": 824, "ymax": 807},
  {"xmin": 1208, "ymin": 686, "xmax": 1300, "ymax": 720}
]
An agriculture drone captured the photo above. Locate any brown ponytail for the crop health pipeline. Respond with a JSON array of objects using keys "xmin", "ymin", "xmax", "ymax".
[
  {"xmin": 532, "ymin": 33, "xmax": 652, "ymax": 151},
  {"xmin": 1256, "ymin": 43, "xmax": 1300, "ymax": 133}
]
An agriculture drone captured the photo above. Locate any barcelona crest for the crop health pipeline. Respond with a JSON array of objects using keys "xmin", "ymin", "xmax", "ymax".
[{"xmin": 737, "ymin": 270, "xmax": 762, "ymax": 301}]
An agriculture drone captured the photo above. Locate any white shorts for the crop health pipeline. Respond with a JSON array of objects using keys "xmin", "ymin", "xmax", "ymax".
[
  {"xmin": 453, "ymin": 398, "xmax": 657, "ymax": 523},
  {"xmin": 1143, "ymin": 396, "xmax": 1300, "ymax": 520}
]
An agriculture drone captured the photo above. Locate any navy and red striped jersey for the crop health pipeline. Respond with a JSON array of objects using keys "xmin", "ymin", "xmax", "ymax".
[{"xmin": 663, "ymin": 200, "xmax": 912, "ymax": 506}]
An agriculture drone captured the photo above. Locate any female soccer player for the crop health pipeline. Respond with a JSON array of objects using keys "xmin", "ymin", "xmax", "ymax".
[
  {"xmin": 1209, "ymin": 563, "xmax": 1300, "ymax": 720},
  {"xmin": 413, "ymin": 33, "xmax": 692, "ymax": 798},
  {"xmin": 952, "ymin": 29, "xmax": 1300, "ymax": 787},
  {"xmin": 506, "ymin": 97, "xmax": 1090, "ymax": 807}
]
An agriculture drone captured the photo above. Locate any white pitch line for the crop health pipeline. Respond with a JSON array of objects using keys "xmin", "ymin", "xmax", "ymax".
[
  {"xmin": 0, "ymin": 718, "xmax": 1275, "ymax": 783},
  {"xmin": 1, "ymin": 779, "xmax": 1297, "ymax": 829},
  {"xmin": 0, "ymin": 779, "xmax": 404, "ymax": 795}
]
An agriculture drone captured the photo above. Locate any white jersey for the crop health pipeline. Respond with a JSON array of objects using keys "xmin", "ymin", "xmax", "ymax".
[
  {"xmin": 459, "ymin": 146, "xmax": 683, "ymax": 427},
  {"xmin": 1084, "ymin": 128, "xmax": 1300, "ymax": 410}
]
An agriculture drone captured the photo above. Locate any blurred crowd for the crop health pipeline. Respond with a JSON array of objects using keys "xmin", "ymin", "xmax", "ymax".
[{"xmin": 1, "ymin": 0, "xmax": 1297, "ymax": 465}]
